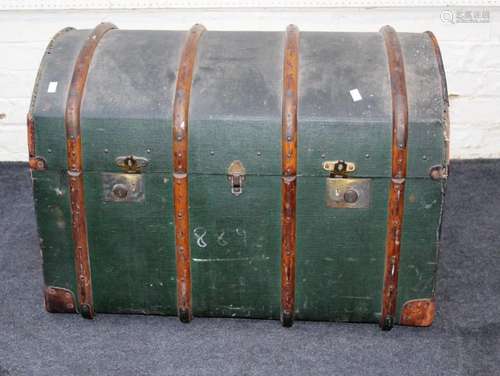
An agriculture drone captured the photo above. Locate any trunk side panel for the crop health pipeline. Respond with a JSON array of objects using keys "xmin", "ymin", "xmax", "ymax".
[
  {"xmin": 33, "ymin": 171, "xmax": 77, "ymax": 295},
  {"xmin": 395, "ymin": 33, "xmax": 447, "ymax": 321},
  {"xmin": 33, "ymin": 30, "xmax": 89, "ymax": 171},
  {"xmin": 399, "ymin": 33, "xmax": 446, "ymax": 178},
  {"xmin": 396, "ymin": 179, "xmax": 443, "ymax": 321}
]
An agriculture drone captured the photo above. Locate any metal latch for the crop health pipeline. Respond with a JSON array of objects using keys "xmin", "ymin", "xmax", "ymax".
[
  {"xmin": 323, "ymin": 160, "xmax": 356, "ymax": 177},
  {"xmin": 227, "ymin": 160, "xmax": 246, "ymax": 196},
  {"xmin": 115, "ymin": 155, "xmax": 149, "ymax": 173}
]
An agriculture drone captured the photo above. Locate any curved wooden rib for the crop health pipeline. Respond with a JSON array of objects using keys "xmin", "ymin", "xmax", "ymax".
[
  {"xmin": 65, "ymin": 22, "xmax": 116, "ymax": 319},
  {"xmin": 425, "ymin": 31, "xmax": 450, "ymax": 170},
  {"xmin": 280, "ymin": 24, "xmax": 299, "ymax": 328},
  {"xmin": 379, "ymin": 25, "xmax": 409, "ymax": 331},
  {"xmin": 172, "ymin": 24, "xmax": 206, "ymax": 323},
  {"xmin": 424, "ymin": 32, "xmax": 449, "ymax": 325}
]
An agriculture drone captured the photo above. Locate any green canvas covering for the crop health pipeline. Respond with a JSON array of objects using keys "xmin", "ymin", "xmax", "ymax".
[{"xmin": 30, "ymin": 26, "xmax": 448, "ymax": 325}]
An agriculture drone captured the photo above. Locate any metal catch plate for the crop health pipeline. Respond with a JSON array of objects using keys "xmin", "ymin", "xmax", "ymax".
[
  {"xmin": 325, "ymin": 178, "xmax": 371, "ymax": 209},
  {"xmin": 115, "ymin": 155, "xmax": 149, "ymax": 173},
  {"xmin": 227, "ymin": 160, "xmax": 246, "ymax": 196},
  {"xmin": 102, "ymin": 173, "xmax": 145, "ymax": 202}
]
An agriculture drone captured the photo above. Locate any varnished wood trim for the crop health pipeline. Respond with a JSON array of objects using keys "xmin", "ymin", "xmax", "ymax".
[
  {"xmin": 65, "ymin": 22, "xmax": 116, "ymax": 319},
  {"xmin": 280, "ymin": 24, "xmax": 299, "ymax": 328},
  {"xmin": 400, "ymin": 299, "xmax": 435, "ymax": 327},
  {"xmin": 44, "ymin": 286, "xmax": 77, "ymax": 313},
  {"xmin": 172, "ymin": 24, "xmax": 206, "ymax": 323},
  {"xmin": 379, "ymin": 25, "xmax": 409, "ymax": 331},
  {"xmin": 27, "ymin": 113, "xmax": 36, "ymax": 162},
  {"xmin": 27, "ymin": 114, "xmax": 47, "ymax": 171},
  {"xmin": 425, "ymin": 32, "xmax": 448, "ymax": 107}
]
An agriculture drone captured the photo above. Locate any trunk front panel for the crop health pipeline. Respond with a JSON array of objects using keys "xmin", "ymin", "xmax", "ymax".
[
  {"xmin": 190, "ymin": 175, "xmax": 281, "ymax": 319},
  {"xmin": 84, "ymin": 172, "xmax": 177, "ymax": 315},
  {"xmin": 295, "ymin": 177, "xmax": 389, "ymax": 322}
]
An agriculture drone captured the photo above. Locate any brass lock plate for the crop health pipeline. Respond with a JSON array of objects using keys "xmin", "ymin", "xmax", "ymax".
[
  {"xmin": 102, "ymin": 173, "xmax": 145, "ymax": 202},
  {"xmin": 325, "ymin": 178, "xmax": 371, "ymax": 209}
]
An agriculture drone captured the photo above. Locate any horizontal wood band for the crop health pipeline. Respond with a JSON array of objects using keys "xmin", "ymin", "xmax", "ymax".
[
  {"xmin": 172, "ymin": 24, "xmax": 206, "ymax": 323},
  {"xmin": 280, "ymin": 24, "xmax": 299, "ymax": 328},
  {"xmin": 64, "ymin": 22, "xmax": 117, "ymax": 319},
  {"xmin": 379, "ymin": 25, "xmax": 409, "ymax": 331}
]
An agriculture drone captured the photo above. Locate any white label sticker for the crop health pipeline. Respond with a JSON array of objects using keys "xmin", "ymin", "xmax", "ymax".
[
  {"xmin": 47, "ymin": 81, "xmax": 58, "ymax": 93},
  {"xmin": 350, "ymin": 88, "xmax": 362, "ymax": 102}
]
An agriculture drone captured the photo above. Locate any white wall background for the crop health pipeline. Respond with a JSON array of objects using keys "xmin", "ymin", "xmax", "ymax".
[{"xmin": 0, "ymin": 1, "xmax": 499, "ymax": 160}]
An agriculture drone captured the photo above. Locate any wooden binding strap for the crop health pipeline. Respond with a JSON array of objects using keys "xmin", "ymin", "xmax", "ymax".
[
  {"xmin": 425, "ymin": 31, "xmax": 450, "ymax": 170},
  {"xmin": 172, "ymin": 24, "xmax": 206, "ymax": 323},
  {"xmin": 379, "ymin": 25, "xmax": 409, "ymax": 331},
  {"xmin": 65, "ymin": 22, "xmax": 116, "ymax": 319},
  {"xmin": 27, "ymin": 113, "xmax": 47, "ymax": 171},
  {"xmin": 280, "ymin": 24, "xmax": 299, "ymax": 328}
]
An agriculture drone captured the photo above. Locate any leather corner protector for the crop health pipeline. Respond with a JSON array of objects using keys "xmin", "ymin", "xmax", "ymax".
[
  {"xmin": 44, "ymin": 286, "xmax": 77, "ymax": 313},
  {"xmin": 399, "ymin": 299, "xmax": 435, "ymax": 327}
]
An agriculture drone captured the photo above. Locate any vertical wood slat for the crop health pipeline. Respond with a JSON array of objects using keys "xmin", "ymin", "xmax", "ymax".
[
  {"xmin": 64, "ymin": 22, "xmax": 117, "ymax": 319},
  {"xmin": 280, "ymin": 24, "xmax": 299, "ymax": 328},
  {"xmin": 172, "ymin": 24, "xmax": 206, "ymax": 323},
  {"xmin": 27, "ymin": 113, "xmax": 46, "ymax": 170},
  {"xmin": 379, "ymin": 25, "xmax": 409, "ymax": 331}
]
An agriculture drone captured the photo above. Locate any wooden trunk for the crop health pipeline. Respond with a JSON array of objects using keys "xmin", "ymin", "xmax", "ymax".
[{"xmin": 29, "ymin": 23, "xmax": 448, "ymax": 330}]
